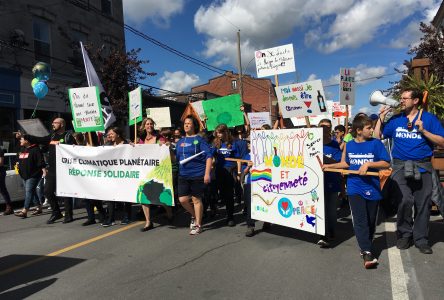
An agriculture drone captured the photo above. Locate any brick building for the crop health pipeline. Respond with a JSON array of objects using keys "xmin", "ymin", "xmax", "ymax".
[{"xmin": 190, "ymin": 71, "xmax": 277, "ymax": 118}]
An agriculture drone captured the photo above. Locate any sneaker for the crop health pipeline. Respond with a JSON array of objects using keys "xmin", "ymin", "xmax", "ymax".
[
  {"xmin": 245, "ymin": 227, "xmax": 255, "ymax": 237},
  {"xmin": 190, "ymin": 224, "xmax": 202, "ymax": 235},
  {"xmin": 82, "ymin": 219, "xmax": 96, "ymax": 226},
  {"xmin": 120, "ymin": 218, "xmax": 130, "ymax": 225},
  {"xmin": 317, "ymin": 239, "xmax": 330, "ymax": 248},
  {"xmin": 362, "ymin": 251, "xmax": 378, "ymax": 269},
  {"xmin": 227, "ymin": 219, "xmax": 235, "ymax": 227},
  {"xmin": 102, "ymin": 221, "xmax": 115, "ymax": 227},
  {"xmin": 415, "ymin": 244, "xmax": 433, "ymax": 254},
  {"xmin": 190, "ymin": 217, "xmax": 196, "ymax": 229},
  {"xmin": 396, "ymin": 237, "xmax": 413, "ymax": 250}
]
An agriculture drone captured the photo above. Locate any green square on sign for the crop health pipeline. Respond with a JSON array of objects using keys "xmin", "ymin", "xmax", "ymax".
[{"xmin": 202, "ymin": 94, "xmax": 244, "ymax": 131}]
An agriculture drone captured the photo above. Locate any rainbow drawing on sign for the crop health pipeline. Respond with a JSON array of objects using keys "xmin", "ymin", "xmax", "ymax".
[{"xmin": 251, "ymin": 169, "xmax": 272, "ymax": 182}]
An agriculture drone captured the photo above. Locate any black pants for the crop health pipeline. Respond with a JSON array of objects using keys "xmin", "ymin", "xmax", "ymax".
[
  {"xmin": 216, "ymin": 167, "xmax": 235, "ymax": 220},
  {"xmin": 84, "ymin": 199, "xmax": 105, "ymax": 221},
  {"xmin": 44, "ymin": 173, "xmax": 72, "ymax": 217},
  {"xmin": 244, "ymin": 183, "xmax": 254, "ymax": 227},
  {"xmin": 0, "ymin": 169, "xmax": 11, "ymax": 205},
  {"xmin": 107, "ymin": 201, "xmax": 131, "ymax": 222},
  {"xmin": 349, "ymin": 195, "xmax": 379, "ymax": 252},
  {"xmin": 392, "ymin": 171, "xmax": 432, "ymax": 246}
]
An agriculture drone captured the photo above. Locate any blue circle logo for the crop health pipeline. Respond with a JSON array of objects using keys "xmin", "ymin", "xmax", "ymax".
[{"xmin": 278, "ymin": 197, "xmax": 293, "ymax": 218}]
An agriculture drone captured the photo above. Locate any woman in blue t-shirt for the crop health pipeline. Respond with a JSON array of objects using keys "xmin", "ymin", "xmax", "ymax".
[
  {"xmin": 325, "ymin": 115, "xmax": 390, "ymax": 269},
  {"xmin": 175, "ymin": 115, "xmax": 213, "ymax": 235},
  {"xmin": 213, "ymin": 124, "xmax": 239, "ymax": 227}
]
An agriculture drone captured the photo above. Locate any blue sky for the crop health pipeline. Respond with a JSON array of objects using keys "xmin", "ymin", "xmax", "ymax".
[{"xmin": 122, "ymin": 0, "xmax": 441, "ymax": 116}]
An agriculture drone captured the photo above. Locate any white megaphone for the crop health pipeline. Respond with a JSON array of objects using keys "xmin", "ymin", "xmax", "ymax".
[{"xmin": 369, "ymin": 90, "xmax": 399, "ymax": 107}]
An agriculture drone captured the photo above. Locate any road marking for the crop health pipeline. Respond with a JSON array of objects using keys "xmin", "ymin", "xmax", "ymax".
[
  {"xmin": 0, "ymin": 221, "xmax": 144, "ymax": 276},
  {"xmin": 385, "ymin": 221, "xmax": 409, "ymax": 300}
]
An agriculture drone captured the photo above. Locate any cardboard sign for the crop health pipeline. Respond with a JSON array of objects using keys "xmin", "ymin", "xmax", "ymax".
[
  {"xmin": 68, "ymin": 86, "xmax": 104, "ymax": 132},
  {"xmin": 146, "ymin": 107, "xmax": 172, "ymax": 129},
  {"xmin": 275, "ymin": 80, "xmax": 327, "ymax": 118},
  {"xmin": 202, "ymin": 94, "xmax": 244, "ymax": 131},
  {"xmin": 250, "ymin": 128, "xmax": 325, "ymax": 234},
  {"xmin": 17, "ymin": 118, "xmax": 49, "ymax": 137},
  {"xmin": 255, "ymin": 44, "xmax": 296, "ymax": 78},
  {"xmin": 340, "ymin": 68, "xmax": 356, "ymax": 105},
  {"xmin": 248, "ymin": 112, "xmax": 271, "ymax": 129},
  {"xmin": 128, "ymin": 87, "xmax": 142, "ymax": 126}
]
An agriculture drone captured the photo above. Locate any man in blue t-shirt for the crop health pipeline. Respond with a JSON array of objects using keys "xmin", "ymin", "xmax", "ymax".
[{"xmin": 374, "ymin": 88, "xmax": 444, "ymax": 254}]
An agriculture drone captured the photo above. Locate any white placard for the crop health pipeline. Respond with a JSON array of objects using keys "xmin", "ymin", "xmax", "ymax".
[
  {"xmin": 146, "ymin": 107, "xmax": 172, "ymax": 129},
  {"xmin": 68, "ymin": 86, "xmax": 104, "ymax": 132},
  {"xmin": 250, "ymin": 128, "xmax": 324, "ymax": 235},
  {"xmin": 291, "ymin": 101, "xmax": 334, "ymax": 127},
  {"xmin": 340, "ymin": 68, "xmax": 356, "ymax": 105},
  {"xmin": 190, "ymin": 100, "xmax": 206, "ymax": 121},
  {"xmin": 128, "ymin": 87, "xmax": 142, "ymax": 125},
  {"xmin": 248, "ymin": 112, "xmax": 271, "ymax": 129},
  {"xmin": 275, "ymin": 80, "xmax": 327, "ymax": 118},
  {"xmin": 255, "ymin": 44, "xmax": 296, "ymax": 78}
]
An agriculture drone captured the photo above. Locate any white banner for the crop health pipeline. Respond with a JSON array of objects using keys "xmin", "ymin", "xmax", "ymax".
[
  {"xmin": 255, "ymin": 43, "xmax": 296, "ymax": 78},
  {"xmin": 146, "ymin": 107, "xmax": 172, "ymax": 129},
  {"xmin": 248, "ymin": 112, "xmax": 271, "ymax": 129},
  {"xmin": 56, "ymin": 144, "xmax": 174, "ymax": 206},
  {"xmin": 339, "ymin": 68, "xmax": 356, "ymax": 105},
  {"xmin": 250, "ymin": 128, "xmax": 325, "ymax": 234},
  {"xmin": 276, "ymin": 80, "xmax": 327, "ymax": 118}
]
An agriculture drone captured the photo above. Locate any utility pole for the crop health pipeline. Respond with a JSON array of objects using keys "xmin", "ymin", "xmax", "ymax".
[{"xmin": 237, "ymin": 30, "xmax": 243, "ymax": 102}]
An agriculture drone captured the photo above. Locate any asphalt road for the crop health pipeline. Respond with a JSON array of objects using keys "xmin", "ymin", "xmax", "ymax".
[{"xmin": 0, "ymin": 202, "xmax": 443, "ymax": 300}]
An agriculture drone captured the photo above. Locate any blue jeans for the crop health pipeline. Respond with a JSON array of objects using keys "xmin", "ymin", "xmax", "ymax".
[
  {"xmin": 23, "ymin": 177, "xmax": 40, "ymax": 210},
  {"xmin": 349, "ymin": 195, "xmax": 379, "ymax": 252}
]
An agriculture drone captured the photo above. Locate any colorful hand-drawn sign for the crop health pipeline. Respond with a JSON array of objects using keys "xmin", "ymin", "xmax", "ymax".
[
  {"xmin": 250, "ymin": 128, "xmax": 325, "ymax": 235},
  {"xmin": 255, "ymin": 44, "xmax": 296, "ymax": 78}
]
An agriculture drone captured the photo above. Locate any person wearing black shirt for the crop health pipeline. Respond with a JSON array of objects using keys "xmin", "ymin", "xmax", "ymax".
[
  {"xmin": 16, "ymin": 118, "xmax": 75, "ymax": 224},
  {"xmin": 0, "ymin": 148, "xmax": 13, "ymax": 215},
  {"xmin": 15, "ymin": 137, "xmax": 45, "ymax": 218}
]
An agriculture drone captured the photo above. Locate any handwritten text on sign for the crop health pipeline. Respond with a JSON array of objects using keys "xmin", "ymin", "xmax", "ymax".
[
  {"xmin": 339, "ymin": 68, "xmax": 355, "ymax": 105},
  {"xmin": 275, "ymin": 80, "xmax": 326, "ymax": 118},
  {"xmin": 68, "ymin": 86, "xmax": 104, "ymax": 132},
  {"xmin": 250, "ymin": 128, "xmax": 325, "ymax": 234},
  {"xmin": 255, "ymin": 44, "xmax": 296, "ymax": 78}
]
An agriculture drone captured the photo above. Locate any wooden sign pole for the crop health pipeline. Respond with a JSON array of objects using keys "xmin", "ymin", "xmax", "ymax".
[{"xmin": 134, "ymin": 119, "xmax": 137, "ymax": 144}]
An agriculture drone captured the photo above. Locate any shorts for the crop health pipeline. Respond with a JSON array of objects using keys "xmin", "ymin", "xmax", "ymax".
[{"xmin": 178, "ymin": 176, "xmax": 206, "ymax": 198}]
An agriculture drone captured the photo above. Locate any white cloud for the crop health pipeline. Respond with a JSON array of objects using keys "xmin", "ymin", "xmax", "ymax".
[
  {"xmin": 193, "ymin": 0, "xmax": 439, "ymax": 66},
  {"xmin": 158, "ymin": 71, "xmax": 200, "ymax": 94},
  {"xmin": 123, "ymin": 0, "xmax": 184, "ymax": 26},
  {"xmin": 322, "ymin": 64, "xmax": 387, "ymax": 87},
  {"xmin": 306, "ymin": 74, "xmax": 318, "ymax": 81}
]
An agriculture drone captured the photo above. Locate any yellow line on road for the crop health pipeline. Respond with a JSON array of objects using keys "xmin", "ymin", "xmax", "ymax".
[{"xmin": 0, "ymin": 221, "xmax": 144, "ymax": 276}]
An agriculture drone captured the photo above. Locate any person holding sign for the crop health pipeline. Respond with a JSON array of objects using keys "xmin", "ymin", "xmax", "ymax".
[
  {"xmin": 175, "ymin": 115, "xmax": 213, "ymax": 235},
  {"xmin": 374, "ymin": 88, "xmax": 444, "ymax": 254},
  {"xmin": 325, "ymin": 115, "xmax": 390, "ymax": 269},
  {"xmin": 138, "ymin": 118, "xmax": 172, "ymax": 232},
  {"xmin": 102, "ymin": 127, "xmax": 133, "ymax": 227},
  {"xmin": 16, "ymin": 118, "xmax": 76, "ymax": 224},
  {"xmin": 213, "ymin": 124, "xmax": 240, "ymax": 227}
]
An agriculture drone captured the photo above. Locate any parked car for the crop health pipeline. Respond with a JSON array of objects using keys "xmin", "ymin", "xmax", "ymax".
[{"xmin": 0, "ymin": 153, "xmax": 25, "ymax": 203}]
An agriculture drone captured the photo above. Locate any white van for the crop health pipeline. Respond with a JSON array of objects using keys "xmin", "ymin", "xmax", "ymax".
[{"xmin": 0, "ymin": 153, "xmax": 25, "ymax": 202}]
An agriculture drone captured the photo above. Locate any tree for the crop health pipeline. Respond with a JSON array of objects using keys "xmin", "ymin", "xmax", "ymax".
[{"xmin": 391, "ymin": 22, "xmax": 444, "ymax": 119}]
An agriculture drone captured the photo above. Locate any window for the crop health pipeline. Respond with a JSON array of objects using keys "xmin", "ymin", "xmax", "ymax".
[
  {"xmin": 33, "ymin": 18, "xmax": 51, "ymax": 63},
  {"xmin": 101, "ymin": 0, "xmax": 112, "ymax": 15},
  {"xmin": 231, "ymin": 80, "xmax": 237, "ymax": 90},
  {"xmin": 71, "ymin": 30, "xmax": 88, "ymax": 69}
]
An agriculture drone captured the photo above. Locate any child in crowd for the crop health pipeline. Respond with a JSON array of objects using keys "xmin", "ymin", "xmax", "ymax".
[{"xmin": 324, "ymin": 115, "xmax": 390, "ymax": 269}]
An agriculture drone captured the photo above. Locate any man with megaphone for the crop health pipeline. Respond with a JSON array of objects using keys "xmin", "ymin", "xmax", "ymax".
[{"xmin": 374, "ymin": 88, "xmax": 444, "ymax": 254}]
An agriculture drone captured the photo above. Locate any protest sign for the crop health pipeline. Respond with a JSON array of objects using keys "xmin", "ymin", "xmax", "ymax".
[
  {"xmin": 68, "ymin": 86, "xmax": 104, "ymax": 132},
  {"xmin": 332, "ymin": 102, "xmax": 351, "ymax": 125},
  {"xmin": 275, "ymin": 80, "xmax": 327, "ymax": 118},
  {"xmin": 250, "ymin": 128, "xmax": 325, "ymax": 235},
  {"xmin": 202, "ymin": 94, "xmax": 244, "ymax": 131},
  {"xmin": 255, "ymin": 44, "xmax": 296, "ymax": 78},
  {"xmin": 190, "ymin": 100, "xmax": 206, "ymax": 121},
  {"xmin": 146, "ymin": 107, "xmax": 172, "ymax": 129},
  {"xmin": 248, "ymin": 112, "xmax": 271, "ymax": 129},
  {"xmin": 340, "ymin": 68, "xmax": 356, "ymax": 105},
  {"xmin": 128, "ymin": 87, "xmax": 142, "ymax": 126},
  {"xmin": 56, "ymin": 144, "xmax": 174, "ymax": 206},
  {"xmin": 17, "ymin": 118, "xmax": 49, "ymax": 137},
  {"xmin": 291, "ymin": 101, "xmax": 333, "ymax": 127}
]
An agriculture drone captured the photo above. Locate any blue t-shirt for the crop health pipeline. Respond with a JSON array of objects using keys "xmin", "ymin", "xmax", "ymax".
[
  {"xmin": 345, "ymin": 138, "xmax": 390, "ymax": 201},
  {"xmin": 175, "ymin": 135, "xmax": 213, "ymax": 178},
  {"xmin": 323, "ymin": 140, "xmax": 342, "ymax": 193},
  {"xmin": 234, "ymin": 139, "xmax": 248, "ymax": 160},
  {"xmin": 215, "ymin": 141, "xmax": 239, "ymax": 169},
  {"xmin": 383, "ymin": 111, "xmax": 444, "ymax": 160}
]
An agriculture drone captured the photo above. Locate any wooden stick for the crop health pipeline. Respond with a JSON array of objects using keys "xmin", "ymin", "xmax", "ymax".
[
  {"xmin": 134, "ymin": 120, "xmax": 137, "ymax": 144},
  {"xmin": 225, "ymin": 157, "xmax": 251, "ymax": 164},
  {"xmin": 305, "ymin": 116, "xmax": 311, "ymax": 128},
  {"xmin": 345, "ymin": 104, "xmax": 349, "ymax": 133},
  {"xmin": 323, "ymin": 168, "xmax": 379, "ymax": 176},
  {"xmin": 87, "ymin": 132, "xmax": 92, "ymax": 146}
]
